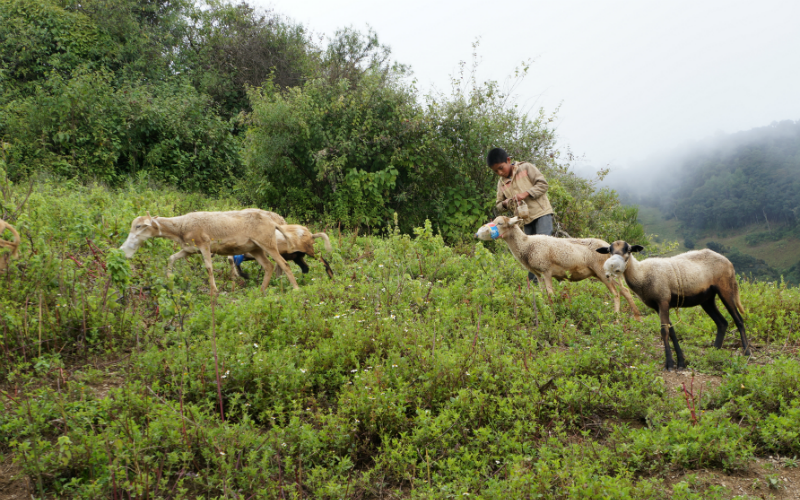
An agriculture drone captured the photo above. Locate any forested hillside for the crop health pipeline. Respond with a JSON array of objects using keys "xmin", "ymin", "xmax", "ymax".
[
  {"xmin": 618, "ymin": 121, "xmax": 800, "ymax": 284},
  {"xmin": 666, "ymin": 121, "xmax": 800, "ymax": 233},
  {"xmin": 0, "ymin": 0, "xmax": 645, "ymax": 243}
]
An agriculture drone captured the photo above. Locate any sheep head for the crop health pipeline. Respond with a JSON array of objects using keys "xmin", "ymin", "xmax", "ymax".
[
  {"xmin": 474, "ymin": 216, "xmax": 523, "ymax": 241},
  {"xmin": 603, "ymin": 254, "xmax": 627, "ymax": 279},
  {"xmin": 120, "ymin": 212, "xmax": 160, "ymax": 258},
  {"xmin": 596, "ymin": 240, "xmax": 644, "ymax": 278}
]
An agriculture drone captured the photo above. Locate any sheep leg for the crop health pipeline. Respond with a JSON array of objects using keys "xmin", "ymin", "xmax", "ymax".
[
  {"xmin": 701, "ymin": 298, "xmax": 729, "ymax": 349},
  {"xmin": 249, "ymin": 250, "xmax": 276, "ymax": 291},
  {"xmin": 658, "ymin": 304, "xmax": 680, "ymax": 370},
  {"xmin": 616, "ymin": 279, "xmax": 642, "ymax": 321},
  {"xmin": 167, "ymin": 249, "xmax": 193, "ymax": 277},
  {"xmin": 319, "ymin": 255, "xmax": 334, "ymax": 279},
  {"xmin": 540, "ymin": 273, "xmax": 555, "ymax": 296},
  {"xmin": 669, "ymin": 326, "xmax": 686, "ymax": 369},
  {"xmin": 598, "ymin": 276, "xmax": 621, "ymax": 313},
  {"xmin": 296, "ymin": 254, "xmax": 310, "ymax": 274},
  {"xmin": 263, "ymin": 247, "xmax": 300, "ymax": 290},
  {"xmin": 718, "ymin": 292, "xmax": 751, "ymax": 356},
  {"xmin": 198, "ymin": 246, "xmax": 218, "ymax": 294}
]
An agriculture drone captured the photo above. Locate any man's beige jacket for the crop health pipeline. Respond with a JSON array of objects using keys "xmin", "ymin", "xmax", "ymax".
[{"xmin": 495, "ymin": 162, "xmax": 554, "ymax": 224}]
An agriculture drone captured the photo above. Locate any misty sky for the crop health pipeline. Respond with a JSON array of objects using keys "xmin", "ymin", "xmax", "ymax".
[{"xmin": 257, "ymin": 0, "xmax": 800, "ymax": 172}]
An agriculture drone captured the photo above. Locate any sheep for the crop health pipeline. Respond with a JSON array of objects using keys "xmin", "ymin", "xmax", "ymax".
[
  {"xmin": 475, "ymin": 216, "xmax": 642, "ymax": 320},
  {"xmin": 228, "ymin": 224, "xmax": 334, "ymax": 280},
  {"xmin": 597, "ymin": 241, "xmax": 749, "ymax": 370},
  {"xmin": 121, "ymin": 210, "xmax": 299, "ymax": 293},
  {"xmin": 0, "ymin": 218, "xmax": 20, "ymax": 271}
]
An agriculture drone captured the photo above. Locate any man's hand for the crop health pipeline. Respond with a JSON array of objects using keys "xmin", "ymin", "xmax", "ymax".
[
  {"xmin": 503, "ymin": 192, "xmax": 529, "ymax": 208},
  {"xmin": 513, "ymin": 192, "xmax": 529, "ymax": 202}
]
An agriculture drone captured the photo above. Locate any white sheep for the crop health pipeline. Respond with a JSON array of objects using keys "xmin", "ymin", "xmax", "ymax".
[
  {"xmin": 597, "ymin": 241, "xmax": 750, "ymax": 370},
  {"xmin": 475, "ymin": 216, "xmax": 642, "ymax": 320}
]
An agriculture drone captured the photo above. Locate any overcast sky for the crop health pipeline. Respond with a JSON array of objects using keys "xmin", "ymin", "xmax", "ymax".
[{"xmin": 257, "ymin": 0, "xmax": 800, "ymax": 172}]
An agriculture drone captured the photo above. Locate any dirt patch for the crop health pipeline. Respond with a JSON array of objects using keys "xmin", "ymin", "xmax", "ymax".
[
  {"xmin": 661, "ymin": 369, "xmax": 722, "ymax": 398},
  {"xmin": 0, "ymin": 454, "xmax": 30, "ymax": 500},
  {"xmin": 88, "ymin": 373, "xmax": 125, "ymax": 400},
  {"xmin": 663, "ymin": 457, "xmax": 800, "ymax": 499}
]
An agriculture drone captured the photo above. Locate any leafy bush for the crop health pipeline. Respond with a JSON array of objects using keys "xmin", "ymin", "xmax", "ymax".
[
  {"xmin": 614, "ymin": 410, "xmax": 754, "ymax": 472},
  {"xmin": 3, "ymin": 70, "xmax": 241, "ymax": 191},
  {"xmin": 0, "ymin": 179, "xmax": 799, "ymax": 497}
]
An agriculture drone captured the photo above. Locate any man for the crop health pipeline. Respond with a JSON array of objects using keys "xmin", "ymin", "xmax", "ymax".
[{"xmin": 488, "ymin": 147, "xmax": 554, "ymax": 282}]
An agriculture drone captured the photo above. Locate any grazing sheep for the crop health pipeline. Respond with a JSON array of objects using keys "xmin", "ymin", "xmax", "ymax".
[
  {"xmin": 597, "ymin": 241, "xmax": 749, "ymax": 370},
  {"xmin": 475, "ymin": 216, "xmax": 642, "ymax": 320},
  {"xmin": 0, "ymin": 218, "xmax": 20, "ymax": 271},
  {"xmin": 120, "ymin": 210, "xmax": 299, "ymax": 293},
  {"xmin": 228, "ymin": 225, "xmax": 334, "ymax": 280},
  {"xmin": 240, "ymin": 208, "xmax": 286, "ymax": 226}
]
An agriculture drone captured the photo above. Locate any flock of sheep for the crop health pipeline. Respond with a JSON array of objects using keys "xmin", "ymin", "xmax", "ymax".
[
  {"xmin": 0, "ymin": 210, "xmax": 751, "ymax": 371},
  {"xmin": 475, "ymin": 215, "xmax": 750, "ymax": 370}
]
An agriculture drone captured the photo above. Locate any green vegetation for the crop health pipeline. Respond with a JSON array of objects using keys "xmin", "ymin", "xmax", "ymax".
[
  {"xmin": 1, "ymin": 178, "xmax": 799, "ymax": 498},
  {"xmin": 0, "ymin": 0, "xmax": 644, "ymax": 243},
  {"xmin": 2, "ymin": 0, "xmax": 799, "ymax": 497}
]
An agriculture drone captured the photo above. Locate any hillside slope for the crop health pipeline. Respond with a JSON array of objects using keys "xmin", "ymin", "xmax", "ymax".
[
  {"xmin": 1, "ymin": 179, "xmax": 799, "ymax": 499},
  {"xmin": 637, "ymin": 206, "xmax": 800, "ymax": 284}
]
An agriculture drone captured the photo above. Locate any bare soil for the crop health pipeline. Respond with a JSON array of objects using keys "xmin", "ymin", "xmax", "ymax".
[
  {"xmin": 663, "ymin": 457, "xmax": 800, "ymax": 499},
  {"xmin": 0, "ymin": 454, "xmax": 30, "ymax": 500},
  {"xmin": 661, "ymin": 369, "xmax": 723, "ymax": 397}
]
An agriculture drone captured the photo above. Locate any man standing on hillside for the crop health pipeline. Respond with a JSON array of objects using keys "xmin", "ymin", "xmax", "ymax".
[{"xmin": 488, "ymin": 147, "xmax": 554, "ymax": 282}]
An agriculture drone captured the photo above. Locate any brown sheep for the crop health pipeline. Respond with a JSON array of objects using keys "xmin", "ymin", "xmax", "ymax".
[
  {"xmin": 598, "ymin": 241, "xmax": 749, "ymax": 370},
  {"xmin": 228, "ymin": 225, "xmax": 333, "ymax": 280},
  {"xmin": 121, "ymin": 210, "xmax": 299, "ymax": 293}
]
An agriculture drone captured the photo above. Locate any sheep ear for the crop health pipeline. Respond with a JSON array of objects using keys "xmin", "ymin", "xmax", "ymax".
[
  {"xmin": 630, "ymin": 245, "xmax": 644, "ymax": 253},
  {"xmin": 596, "ymin": 247, "xmax": 610, "ymax": 254}
]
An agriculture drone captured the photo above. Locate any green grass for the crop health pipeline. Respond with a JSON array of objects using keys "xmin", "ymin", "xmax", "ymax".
[{"xmin": 1, "ymin": 179, "xmax": 799, "ymax": 499}]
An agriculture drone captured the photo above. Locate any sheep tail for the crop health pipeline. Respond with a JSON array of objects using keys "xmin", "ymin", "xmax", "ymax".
[
  {"xmin": 312, "ymin": 232, "xmax": 332, "ymax": 252},
  {"xmin": 275, "ymin": 224, "xmax": 291, "ymax": 243},
  {"xmin": 733, "ymin": 277, "xmax": 747, "ymax": 315}
]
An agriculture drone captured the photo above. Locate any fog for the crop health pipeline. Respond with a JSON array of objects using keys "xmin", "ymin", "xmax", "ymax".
[{"xmin": 258, "ymin": 0, "xmax": 800, "ymax": 183}]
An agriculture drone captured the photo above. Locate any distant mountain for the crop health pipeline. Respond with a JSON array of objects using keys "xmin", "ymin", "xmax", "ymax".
[
  {"xmin": 668, "ymin": 120, "xmax": 800, "ymax": 232},
  {"xmin": 611, "ymin": 120, "xmax": 800, "ymax": 284}
]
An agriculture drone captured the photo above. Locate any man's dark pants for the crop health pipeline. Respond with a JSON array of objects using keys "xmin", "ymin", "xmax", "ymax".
[{"xmin": 523, "ymin": 214, "xmax": 554, "ymax": 283}]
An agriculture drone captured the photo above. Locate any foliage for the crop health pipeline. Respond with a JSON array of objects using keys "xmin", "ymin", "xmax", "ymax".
[
  {"xmin": 0, "ymin": 180, "xmax": 798, "ymax": 498},
  {"xmin": 182, "ymin": 0, "xmax": 314, "ymax": 118},
  {"xmin": 0, "ymin": 0, "xmax": 648, "ymax": 244},
  {"xmin": 3, "ymin": 70, "xmax": 241, "ymax": 190},
  {"xmin": 0, "ymin": 0, "xmax": 247, "ymax": 190},
  {"xmin": 242, "ymin": 50, "xmax": 646, "ymax": 243},
  {"xmin": 242, "ymin": 72, "xmax": 419, "ymax": 228}
]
